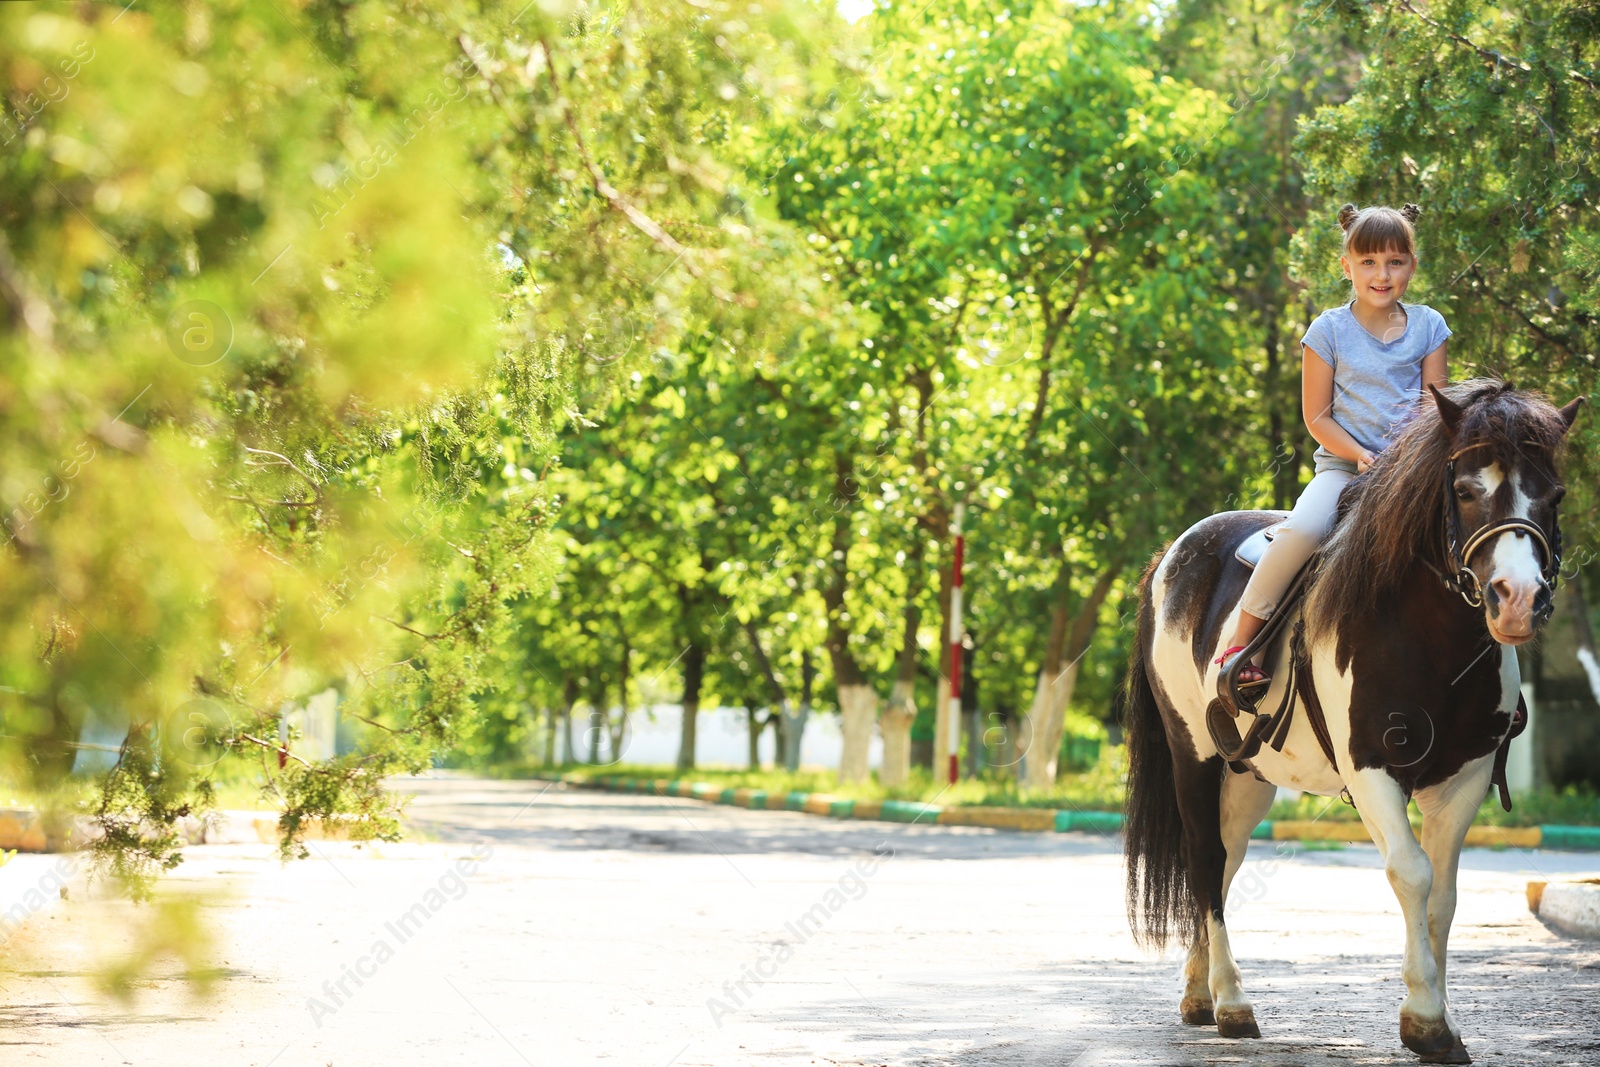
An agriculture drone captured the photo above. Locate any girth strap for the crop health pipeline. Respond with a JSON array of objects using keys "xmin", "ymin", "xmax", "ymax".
[
  {"xmin": 1490, "ymin": 692, "xmax": 1529, "ymax": 812},
  {"xmin": 1295, "ymin": 627, "xmax": 1340, "ymax": 773}
]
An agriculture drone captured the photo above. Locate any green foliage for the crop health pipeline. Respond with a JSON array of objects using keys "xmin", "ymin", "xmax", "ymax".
[
  {"xmin": 1294, "ymin": 0, "xmax": 1600, "ymax": 537},
  {"xmin": 4, "ymin": 0, "xmax": 1598, "ymax": 903},
  {"xmin": 0, "ymin": 0, "xmax": 852, "ymax": 887}
]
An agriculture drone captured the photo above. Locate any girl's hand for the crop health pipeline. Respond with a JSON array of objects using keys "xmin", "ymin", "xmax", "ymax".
[{"xmin": 1356, "ymin": 449, "xmax": 1377, "ymax": 473}]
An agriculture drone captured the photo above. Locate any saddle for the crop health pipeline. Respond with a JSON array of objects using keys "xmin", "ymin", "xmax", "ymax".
[
  {"xmin": 1206, "ymin": 536, "xmax": 1325, "ymax": 774},
  {"xmin": 1209, "ymin": 521, "xmax": 1530, "ymax": 811}
]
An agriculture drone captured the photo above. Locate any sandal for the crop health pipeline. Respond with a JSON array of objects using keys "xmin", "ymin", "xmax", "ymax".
[{"xmin": 1214, "ymin": 645, "xmax": 1272, "ymax": 689}]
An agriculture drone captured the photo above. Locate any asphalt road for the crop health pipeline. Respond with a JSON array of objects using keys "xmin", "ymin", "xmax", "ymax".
[{"xmin": 0, "ymin": 776, "xmax": 1597, "ymax": 1066}]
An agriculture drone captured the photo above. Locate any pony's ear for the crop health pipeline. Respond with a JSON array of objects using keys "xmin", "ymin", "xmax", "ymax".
[
  {"xmin": 1429, "ymin": 383, "xmax": 1463, "ymax": 434},
  {"xmin": 1558, "ymin": 395, "xmax": 1587, "ymax": 433}
]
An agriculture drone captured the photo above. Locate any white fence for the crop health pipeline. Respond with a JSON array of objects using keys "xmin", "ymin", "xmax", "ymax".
[{"xmin": 560, "ymin": 705, "xmax": 877, "ymax": 771}]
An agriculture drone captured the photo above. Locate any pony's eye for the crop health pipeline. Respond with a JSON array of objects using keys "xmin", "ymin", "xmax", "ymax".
[
  {"xmin": 1454, "ymin": 486, "xmax": 1473, "ymax": 501},
  {"xmin": 1551, "ymin": 487, "xmax": 1567, "ymax": 507}
]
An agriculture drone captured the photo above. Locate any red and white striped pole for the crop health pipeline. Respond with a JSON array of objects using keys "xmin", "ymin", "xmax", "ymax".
[{"xmin": 947, "ymin": 501, "xmax": 966, "ymax": 785}]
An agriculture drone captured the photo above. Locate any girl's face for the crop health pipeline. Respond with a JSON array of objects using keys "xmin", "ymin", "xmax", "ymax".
[{"xmin": 1341, "ymin": 244, "xmax": 1417, "ymax": 311}]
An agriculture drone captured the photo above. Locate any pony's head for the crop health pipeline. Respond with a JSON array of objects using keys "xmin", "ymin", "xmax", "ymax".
[
  {"xmin": 1429, "ymin": 380, "xmax": 1584, "ymax": 642},
  {"xmin": 1308, "ymin": 378, "xmax": 1584, "ymax": 651}
]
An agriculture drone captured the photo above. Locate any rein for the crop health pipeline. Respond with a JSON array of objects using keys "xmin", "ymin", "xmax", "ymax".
[{"xmin": 1426, "ymin": 439, "xmax": 1562, "ymax": 610}]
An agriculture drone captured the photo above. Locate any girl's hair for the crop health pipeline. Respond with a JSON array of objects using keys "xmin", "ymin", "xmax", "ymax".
[{"xmin": 1337, "ymin": 202, "xmax": 1422, "ymax": 257}]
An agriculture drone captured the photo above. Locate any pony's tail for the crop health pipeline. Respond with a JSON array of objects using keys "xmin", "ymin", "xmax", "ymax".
[{"xmin": 1121, "ymin": 549, "xmax": 1197, "ymax": 952}]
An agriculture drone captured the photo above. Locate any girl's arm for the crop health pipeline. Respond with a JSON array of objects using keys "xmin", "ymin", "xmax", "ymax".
[
  {"xmin": 1302, "ymin": 344, "xmax": 1372, "ymax": 468},
  {"xmin": 1420, "ymin": 341, "xmax": 1447, "ymax": 393}
]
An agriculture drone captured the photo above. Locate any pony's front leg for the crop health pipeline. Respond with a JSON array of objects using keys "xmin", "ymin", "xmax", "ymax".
[
  {"xmin": 1413, "ymin": 756, "xmax": 1493, "ymax": 1064},
  {"xmin": 1346, "ymin": 768, "xmax": 1461, "ymax": 1064}
]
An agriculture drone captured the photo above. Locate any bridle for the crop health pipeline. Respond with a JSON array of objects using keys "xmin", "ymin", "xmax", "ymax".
[{"xmin": 1432, "ymin": 440, "xmax": 1562, "ymax": 610}]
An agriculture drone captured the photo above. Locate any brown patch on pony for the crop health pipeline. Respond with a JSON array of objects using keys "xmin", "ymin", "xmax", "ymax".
[{"xmin": 1303, "ymin": 378, "xmax": 1574, "ymax": 661}]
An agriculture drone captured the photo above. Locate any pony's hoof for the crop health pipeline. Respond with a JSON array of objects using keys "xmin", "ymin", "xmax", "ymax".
[
  {"xmin": 1179, "ymin": 997, "xmax": 1214, "ymax": 1025},
  {"xmin": 1401, "ymin": 1013, "xmax": 1463, "ymax": 1061},
  {"xmin": 1215, "ymin": 1005, "xmax": 1260, "ymax": 1039},
  {"xmin": 1419, "ymin": 1037, "xmax": 1471, "ymax": 1065}
]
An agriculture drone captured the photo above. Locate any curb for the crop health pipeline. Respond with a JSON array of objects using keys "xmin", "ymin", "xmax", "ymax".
[
  {"xmin": 539, "ymin": 774, "xmax": 1600, "ymax": 850},
  {"xmin": 0, "ymin": 810, "xmax": 50, "ymax": 853},
  {"xmin": 1528, "ymin": 879, "xmax": 1600, "ymax": 940},
  {"xmin": 544, "ymin": 774, "xmax": 1122, "ymax": 836}
]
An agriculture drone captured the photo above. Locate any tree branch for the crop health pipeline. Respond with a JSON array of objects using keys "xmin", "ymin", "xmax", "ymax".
[
  {"xmin": 237, "ymin": 733, "xmax": 314, "ymax": 767},
  {"xmin": 538, "ymin": 37, "xmax": 749, "ymax": 306},
  {"xmin": 243, "ymin": 446, "xmax": 320, "ymax": 488},
  {"xmin": 1394, "ymin": 0, "xmax": 1600, "ymax": 93}
]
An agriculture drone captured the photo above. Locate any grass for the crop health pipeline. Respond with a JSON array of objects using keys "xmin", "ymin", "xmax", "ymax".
[
  {"xmin": 519, "ymin": 745, "xmax": 1600, "ymax": 828},
  {"xmin": 1263, "ymin": 781, "xmax": 1600, "ymax": 827},
  {"xmin": 10, "ymin": 746, "xmax": 1595, "ymax": 829},
  {"xmin": 496, "ymin": 745, "xmax": 1131, "ymax": 813}
]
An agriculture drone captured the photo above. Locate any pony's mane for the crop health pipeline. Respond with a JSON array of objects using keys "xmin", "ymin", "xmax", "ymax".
[{"xmin": 1303, "ymin": 378, "xmax": 1572, "ymax": 647}]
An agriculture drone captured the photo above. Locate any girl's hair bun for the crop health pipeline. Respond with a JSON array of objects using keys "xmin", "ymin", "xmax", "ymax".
[{"xmin": 1338, "ymin": 201, "xmax": 1420, "ymax": 256}]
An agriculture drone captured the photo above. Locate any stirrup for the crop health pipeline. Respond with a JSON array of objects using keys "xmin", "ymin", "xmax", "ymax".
[{"xmin": 1215, "ymin": 646, "xmax": 1271, "ymax": 691}]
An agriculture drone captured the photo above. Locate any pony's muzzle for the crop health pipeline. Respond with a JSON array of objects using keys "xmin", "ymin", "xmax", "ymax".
[{"xmin": 1486, "ymin": 574, "xmax": 1542, "ymax": 638}]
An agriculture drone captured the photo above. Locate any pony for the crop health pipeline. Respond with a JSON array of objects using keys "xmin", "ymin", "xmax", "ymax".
[{"xmin": 1121, "ymin": 379, "xmax": 1584, "ymax": 1064}]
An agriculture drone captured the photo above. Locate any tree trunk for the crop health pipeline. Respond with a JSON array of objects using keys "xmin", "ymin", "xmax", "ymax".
[
  {"xmin": 609, "ymin": 633, "xmax": 630, "ymax": 764},
  {"xmin": 741, "ymin": 621, "xmax": 790, "ymax": 771},
  {"xmin": 780, "ymin": 704, "xmax": 807, "ymax": 769},
  {"xmin": 780, "ymin": 651, "xmax": 814, "ymax": 771},
  {"xmin": 1021, "ymin": 662, "xmax": 1081, "ymax": 790},
  {"xmin": 677, "ymin": 640, "xmax": 705, "ymax": 772},
  {"xmin": 1020, "ymin": 560, "xmax": 1119, "ymax": 791},
  {"xmin": 992, "ymin": 703, "xmax": 1019, "ymax": 774},
  {"xmin": 881, "ymin": 569, "xmax": 923, "ymax": 787},
  {"xmin": 587, "ymin": 700, "xmax": 606, "ymax": 764},
  {"xmin": 933, "ymin": 554, "xmax": 956, "ymax": 783},
  {"xmin": 837, "ymin": 683, "xmax": 878, "ymax": 785},
  {"xmin": 824, "ymin": 454, "xmax": 877, "ymax": 785},
  {"xmin": 1263, "ymin": 290, "xmax": 1300, "ymax": 512},
  {"xmin": 608, "ymin": 709, "xmax": 627, "ymax": 767},
  {"xmin": 746, "ymin": 705, "xmax": 762, "ymax": 769},
  {"xmin": 879, "ymin": 678, "xmax": 915, "ymax": 787},
  {"xmin": 555, "ymin": 674, "xmax": 579, "ymax": 765},
  {"xmin": 543, "ymin": 704, "xmax": 558, "ymax": 768}
]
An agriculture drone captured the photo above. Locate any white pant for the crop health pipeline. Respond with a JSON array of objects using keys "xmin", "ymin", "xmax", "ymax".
[{"xmin": 1238, "ymin": 469, "xmax": 1354, "ymax": 621}]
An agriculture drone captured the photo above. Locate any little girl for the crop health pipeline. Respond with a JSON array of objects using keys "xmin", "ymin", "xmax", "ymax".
[{"xmin": 1216, "ymin": 202, "xmax": 1451, "ymax": 694}]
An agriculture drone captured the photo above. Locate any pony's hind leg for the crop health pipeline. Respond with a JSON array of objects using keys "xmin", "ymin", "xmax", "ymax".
[
  {"xmin": 1171, "ymin": 753, "xmax": 1262, "ymax": 1039},
  {"xmin": 1180, "ymin": 769, "xmax": 1276, "ymax": 1028},
  {"xmin": 1180, "ymin": 935, "xmax": 1213, "ymax": 1025}
]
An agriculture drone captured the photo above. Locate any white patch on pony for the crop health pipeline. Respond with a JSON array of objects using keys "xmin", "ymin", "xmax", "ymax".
[
  {"xmin": 1148, "ymin": 513, "xmax": 1348, "ymax": 790},
  {"xmin": 1230, "ymin": 608, "xmax": 1346, "ymax": 792},
  {"xmin": 1498, "ymin": 636, "xmax": 1521, "ymax": 717},
  {"xmin": 1149, "ymin": 523, "xmax": 1215, "ymax": 762},
  {"xmin": 1485, "ymin": 468, "xmax": 1544, "ymax": 592},
  {"xmin": 1472, "ymin": 461, "xmax": 1503, "ymax": 498},
  {"xmin": 1307, "ymin": 640, "xmax": 1356, "ymax": 785},
  {"xmin": 1205, "ymin": 913, "xmax": 1249, "ymax": 1012}
]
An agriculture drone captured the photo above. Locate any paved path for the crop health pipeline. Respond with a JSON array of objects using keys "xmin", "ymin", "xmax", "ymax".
[{"xmin": 0, "ymin": 776, "xmax": 1597, "ymax": 1066}]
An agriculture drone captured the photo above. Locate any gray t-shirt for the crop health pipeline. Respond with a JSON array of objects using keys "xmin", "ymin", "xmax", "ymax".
[{"xmin": 1301, "ymin": 300, "xmax": 1452, "ymax": 475}]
